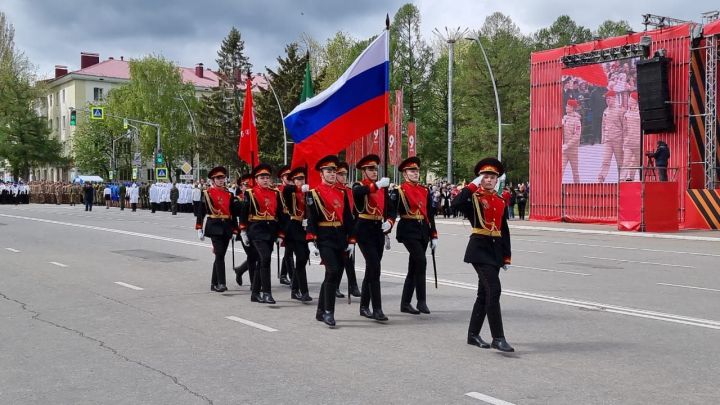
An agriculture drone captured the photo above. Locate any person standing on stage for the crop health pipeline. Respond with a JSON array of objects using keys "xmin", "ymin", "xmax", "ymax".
[
  {"xmin": 394, "ymin": 157, "xmax": 438, "ymax": 315},
  {"xmin": 276, "ymin": 165, "xmax": 294, "ymax": 286},
  {"xmin": 562, "ymin": 99, "xmax": 582, "ymax": 183},
  {"xmin": 334, "ymin": 161, "xmax": 361, "ymax": 298},
  {"xmin": 597, "ymin": 91, "xmax": 625, "ymax": 183},
  {"xmin": 282, "ymin": 167, "xmax": 313, "ymax": 302},
  {"xmin": 353, "ymin": 154, "xmax": 396, "ymax": 321},
  {"xmin": 306, "ymin": 155, "xmax": 355, "ymax": 327},
  {"xmin": 452, "ymin": 157, "xmax": 515, "ymax": 352},
  {"xmin": 240, "ymin": 164, "xmax": 286, "ymax": 304},
  {"xmin": 195, "ymin": 166, "xmax": 238, "ymax": 293}
]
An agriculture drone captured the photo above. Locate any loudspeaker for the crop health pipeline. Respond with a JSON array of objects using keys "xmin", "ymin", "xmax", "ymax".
[{"xmin": 636, "ymin": 57, "xmax": 674, "ymax": 133}]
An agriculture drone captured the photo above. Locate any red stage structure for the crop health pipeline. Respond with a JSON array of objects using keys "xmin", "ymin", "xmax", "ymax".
[{"xmin": 529, "ymin": 20, "xmax": 720, "ymax": 231}]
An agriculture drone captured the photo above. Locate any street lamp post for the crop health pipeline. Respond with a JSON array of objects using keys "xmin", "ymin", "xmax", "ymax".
[
  {"xmin": 434, "ymin": 27, "xmax": 468, "ymax": 183},
  {"xmin": 262, "ymin": 73, "xmax": 290, "ymax": 165},
  {"xmin": 466, "ymin": 35, "xmax": 503, "ymax": 161},
  {"xmin": 177, "ymin": 95, "xmax": 201, "ymax": 181}
]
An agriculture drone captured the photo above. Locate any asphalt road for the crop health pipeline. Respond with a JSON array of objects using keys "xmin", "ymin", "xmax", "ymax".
[{"xmin": 1, "ymin": 204, "xmax": 719, "ymax": 405}]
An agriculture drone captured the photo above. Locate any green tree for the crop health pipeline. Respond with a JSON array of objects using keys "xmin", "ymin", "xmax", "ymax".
[
  {"xmin": 197, "ymin": 27, "xmax": 252, "ymax": 173},
  {"xmin": 596, "ymin": 20, "xmax": 633, "ymax": 39},
  {"xmin": 533, "ymin": 15, "xmax": 593, "ymax": 50},
  {"xmin": 316, "ymin": 32, "xmax": 368, "ymax": 91},
  {"xmin": 255, "ymin": 43, "xmax": 308, "ymax": 166},
  {"xmin": 415, "ymin": 47, "xmax": 449, "ymax": 177},
  {"xmin": 0, "ymin": 12, "xmax": 63, "ymax": 180}
]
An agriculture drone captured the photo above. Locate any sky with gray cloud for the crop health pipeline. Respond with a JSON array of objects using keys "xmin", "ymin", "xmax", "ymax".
[{"xmin": 2, "ymin": 0, "xmax": 716, "ymax": 79}]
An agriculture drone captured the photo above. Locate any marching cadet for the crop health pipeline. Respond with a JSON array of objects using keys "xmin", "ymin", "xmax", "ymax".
[
  {"xmin": 195, "ymin": 166, "xmax": 238, "ymax": 293},
  {"xmin": 353, "ymin": 154, "xmax": 396, "ymax": 321},
  {"xmin": 240, "ymin": 164, "xmax": 286, "ymax": 304},
  {"xmin": 334, "ymin": 161, "xmax": 361, "ymax": 298},
  {"xmin": 394, "ymin": 157, "xmax": 438, "ymax": 315},
  {"xmin": 451, "ymin": 158, "xmax": 514, "ymax": 352},
  {"xmin": 282, "ymin": 167, "xmax": 313, "ymax": 302},
  {"xmin": 232, "ymin": 174, "xmax": 256, "ymax": 287},
  {"xmin": 276, "ymin": 165, "xmax": 294, "ymax": 286},
  {"xmin": 306, "ymin": 155, "xmax": 355, "ymax": 327}
]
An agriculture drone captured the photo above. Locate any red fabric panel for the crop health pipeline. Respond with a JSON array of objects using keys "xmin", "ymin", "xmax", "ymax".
[
  {"xmin": 617, "ymin": 181, "xmax": 642, "ymax": 231},
  {"xmin": 643, "ymin": 182, "xmax": 679, "ymax": 232}
]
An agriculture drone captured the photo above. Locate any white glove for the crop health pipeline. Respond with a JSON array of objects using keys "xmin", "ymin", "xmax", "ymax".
[
  {"xmin": 431, "ymin": 238, "xmax": 438, "ymax": 251},
  {"xmin": 471, "ymin": 176, "xmax": 482, "ymax": 186},
  {"xmin": 384, "ymin": 235, "xmax": 391, "ymax": 250},
  {"xmin": 276, "ymin": 237, "xmax": 283, "ymax": 245},
  {"xmin": 301, "ymin": 184, "xmax": 310, "ymax": 193},
  {"xmin": 197, "ymin": 229, "xmax": 204, "ymax": 241},
  {"xmin": 240, "ymin": 231, "xmax": 250, "ymax": 247},
  {"xmin": 381, "ymin": 220, "xmax": 392, "ymax": 233},
  {"xmin": 502, "ymin": 265, "xmax": 510, "ymax": 271},
  {"xmin": 345, "ymin": 244, "xmax": 354, "ymax": 259},
  {"xmin": 308, "ymin": 242, "xmax": 320, "ymax": 257},
  {"xmin": 375, "ymin": 177, "xmax": 390, "ymax": 188}
]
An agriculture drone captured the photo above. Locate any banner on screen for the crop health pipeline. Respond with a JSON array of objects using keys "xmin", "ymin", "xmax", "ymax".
[{"xmin": 561, "ymin": 57, "xmax": 641, "ymax": 184}]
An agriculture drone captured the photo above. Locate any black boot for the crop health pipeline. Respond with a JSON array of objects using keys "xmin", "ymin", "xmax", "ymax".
[
  {"xmin": 263, "ymin": 292, "xmax": 276, "ymax": 304},
  {"xmin": 359, "ymin": 306, "xmax": 373, "ymax": 318},
  {"xmin": 491, "ymin": 338, "xmax": 515, "ymax": 352},
  {"xmin": 217, "ymin": 284, "xmax": 227, "ymax": 292},
  {"xmin": 315, "ymin": 309, "xmax": 324, "ymax": 322},
  {"xmin": 279, "ymin": 275, "xmax": 291, "ymax": 285},
  {"xmin": 416, "ymin": 301, "xmax": 431, "ymax": 314},
  {"xmin": 372, "ymin": 309, "xmax": 388, "ymax": 321},
  {"xmin": 349, "ymin": 285, "xmax": 361, "ymax": 297},
  {"xmin": 211, "ymin": 284, "xmax": 220, "ymax": 292},
  {"xmin": 251, "ymin": 293, "xmax": 263, "ymax": 303},
  {"xmin": 335, "ymin": 289, "xmax": 345, "ymax": 298},
  {"xmin": 467, "ymin": 334, "xmax": 491, "ymax": 349},
  {"xmin": 400, "ymin": 303, "xmax": 420, "ymax": 314},
  {"xmin": 322, "ymin": 311, "xmax": 336, "ymax": 327},
  {"xmin": 301, "ymin": 293, "xmax": 313, "ymax": 303},
  {"xmin": 291, "ymin": 290, "xmax": 303, "ymax": 301}
]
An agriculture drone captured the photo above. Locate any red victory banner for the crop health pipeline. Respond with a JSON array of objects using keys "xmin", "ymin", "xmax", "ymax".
[
  {"xmin": 238, "ymin": 78, "xmax": 259, "ymax": 166},
  {"xmin": 407, "ymin": 121, "xmax": 416, "ymax": 157}
]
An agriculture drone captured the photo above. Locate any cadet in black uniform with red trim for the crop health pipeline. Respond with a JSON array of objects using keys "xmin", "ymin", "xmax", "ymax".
[
  {"xmin": 451, "ymin": 158, "xmax": 514, "ymax": 352},
  {"xmin": 195, "ymin": 166, "xmax": 238, "ymax": 293},
  {"xmin": 233, "ymin": 174, "xmax": 256, "ymax": 287},
  {"xmin": 334, "ymin": 161, "xmax": 361, "ymax": 298},
  {"xmin": 306, "ymin": 155, "xmax": 354, "ymax": 327},
  {"xmin": 352, "ymin": 154, "xmax": 396, "ymax": 321},
  {"xmin": 282, "ymin": 166, "xmax": 312, "ymax": 302},
  {"xmin": 239, "ymin": 164, "xmax": 286, "ymax": 304},
  {"xmin": 277, "ymin": 165, "xmax": 294, "ymax": 285},
  {"xmin": 394, "ymin": 157, "xmax": 438, "ymax": 315}
]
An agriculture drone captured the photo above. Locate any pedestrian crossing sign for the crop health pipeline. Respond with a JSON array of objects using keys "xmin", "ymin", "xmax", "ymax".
[
  {"xmin": 155, "ymin": 167, "xmax": 168, "ymax": 180},
  {"xmin": 132, "ymin": 167, "xmax": 138, "ymax": 180},
  {"xmin": 90, "ymin": 107, "xmax": 105, "ymax": 120}
]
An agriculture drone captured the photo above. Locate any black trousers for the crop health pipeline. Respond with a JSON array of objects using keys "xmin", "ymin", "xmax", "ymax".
[
  {"xmin": 151, "ymin": 202, "xmax": 158, "ymax": 213},
  {"xmin": 468, "ymin": 263, "xmax": 505, "ymax": 338},
  {"xmin": 280, "ymin": 244, "xmax": 294, "ymax": 278},
  {"xmin": 171, "ymin": 201, "xmax": 178, "ymax": 215},
  {"xmin": 287, "ymin": 239, "xmax": 310, "ymax": 294},
  {"xmin": 211, "ymin": 237, "xmax": 230, "ymax": 287},
  {"xmin": 338, "ymin": 249, "xmax": 358, "ymax": 290},
  {"xmin": 131, "ymin": 203, "xmax": 137, "ymax": 212},
  {"xmin": 401, "ymin": 239, "xmax": 429, "ymax": 305},
  {"xmin": 85, "ymin": 200, "xmax": 93, "ymax": 211},
  {"xmin": 517, "ymin": 201, "xmax": 527, "ymax": 220},
  {"xmin": 317, "ymin": 245, "xmax": 344, "ymax": 313},
  {"xmin": 251, "ymin": 240, "xmax": 273, "ymax": 294},
  {"xmin": 359, "ymin": 234, "xmax": 385, "ymax": 311},
  {"xmin": 658, "ymin": 166, "xmax": 668, "ymax": 181},
  {"xmin": 120, "ymin": 198, "xmax": 125, "ymax": 210}
]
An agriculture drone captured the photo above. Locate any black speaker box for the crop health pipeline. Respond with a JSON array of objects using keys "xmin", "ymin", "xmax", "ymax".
[{"xmin": 636, "ymin": 57, "xmax": 674, "ymax": 133}]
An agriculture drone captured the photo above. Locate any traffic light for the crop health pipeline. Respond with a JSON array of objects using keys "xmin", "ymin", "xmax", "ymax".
[
  {"xmin": 70, "ymin": 110, "xmax": 77, "ymax": 126},
  {"xmin": 155, "ymin": 151, "xmax": 165, "ymax": 165}
]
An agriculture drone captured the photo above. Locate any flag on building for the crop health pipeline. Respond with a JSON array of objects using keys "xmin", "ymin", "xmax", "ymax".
[
  {"xmin": 284, "ymin": 30, "xmax": 389, "ymax": 168},
  {"xmin": 238, "ymin": 78, "xmax": 259, "ymax": 166}
]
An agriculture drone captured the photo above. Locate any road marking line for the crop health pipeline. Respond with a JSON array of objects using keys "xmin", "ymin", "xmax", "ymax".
[
  {"xmin": 657, "ymin": 283, "xmax": 720, "ymax": 293},
  {"xmin": 583, "ymin": 256, "xmax": 694, "ymax": 268},
  {"xmin": 514, "ymin": 238, "xmax": 720, "ymax": 258},
  {"xmin": 5, "ymin": 248, "xmax": 20, "ymax": 253},
  {"xmin": 465, "ymin": 392, "xmax": 516, "ymax": 405},
  {"xmin": 372, "ymin": 270, "xmax": 720, "ymax": 330},
  {"xmin": 514, "ymin": 249, "xmax": 544, "ymax": 254},
  {"xmin": 225, "ymin": 316, "xmax": 277, "ymax": 332},
  {"xmin": 512, "ymin": 265, "xmax": 590, "ymax": 276},
  {"xmin": 114, "ymin": 281, "xmax": 144, "ymax": 291},
  {"xmin": 49, "ymin": 261, "xmax": 68, "ymax": 267}
]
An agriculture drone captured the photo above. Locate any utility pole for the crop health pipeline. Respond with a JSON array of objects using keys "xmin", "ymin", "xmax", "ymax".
[
  {"xmin": 466, "ymin": 34, "xmax": 503, "ymax": 161},
  {"xmin": 434, "ymin": 27, "xmax": 468, "ymax": 183},
  {"xmin": 263, "ymin": 73, "xmax": 289, "ymax": 165}
]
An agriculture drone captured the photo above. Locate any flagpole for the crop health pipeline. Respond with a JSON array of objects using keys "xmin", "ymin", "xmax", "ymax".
[
  {"xmin": 383, "ymin": 14, "xmax": 391, "ymax": 178},
  {"xmin": 263, "ymin": 73, "xmax": 288, "ymax": 165}
]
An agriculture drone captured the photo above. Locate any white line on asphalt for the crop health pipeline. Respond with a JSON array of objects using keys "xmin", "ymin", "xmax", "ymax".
[
  {"xmin": 114, "ymin": 281, "xmax": 144, "ymax": 291},
  {"xmin": 465, "ymin": 392, "xmax": 516, "ymax": 405},
  {"xmin": 514, "ymin": 238, "xmax": 720, "ymax": 258},
  {"xmin": 5, "ymin": 248, "xmax": 20, "ymax": 253},
  {"xmin": 583, "ymin": 256, "xmax": 695, "ymax": 269},
  {"xmin": 657, "ymin": 283, "xmax": 720, "ymax": 293},
  {"xmin": 225, "ymin": 316, "xmax": 277, "ymax": 332},
  {"xmin": 49, "ymin": 261, "xmax": 68, "ymax": 267},
  {"xmin": 514, "ymin": 249, "xmax": 544, "ymax": 254},
  {"xmin": 512, "ymin": 265, "xmax": 590, "ymax": 276},
  {"xmin": 373, "ymin": 270, "xmax": 720, "ymax": 330}
]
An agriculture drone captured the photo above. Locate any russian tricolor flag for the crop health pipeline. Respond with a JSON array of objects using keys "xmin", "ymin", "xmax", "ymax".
[{"xmin": 285, "ymin": 30, "xmax": 389, "ymax": 168}]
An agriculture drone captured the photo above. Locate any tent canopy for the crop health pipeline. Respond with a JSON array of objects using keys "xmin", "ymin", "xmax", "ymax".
[{"xmin": 73, "ymin": 175, "xmax": 104, "ymax": 183}]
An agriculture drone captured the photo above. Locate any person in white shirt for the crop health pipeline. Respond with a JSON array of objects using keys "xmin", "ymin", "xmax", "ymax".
[
  {"xmin": 103, "ymin": 184, "xmax": 112, "ymax": 209},
  {"xmin": 149, "ymin": 183, "xmax": 158, "ymax": 213},
  {"xmin": 129, "ymin": 183, "xmax": 140, "ymax": 212}
]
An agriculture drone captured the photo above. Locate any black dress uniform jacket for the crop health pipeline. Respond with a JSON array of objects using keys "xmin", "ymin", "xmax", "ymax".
[
  {"xmin": 195, "ymin": 187, "xmax": 238, "ymax": 238},
  {"xmin": 240, "ymin": 186, "xmax": 286, "ymax": 241},
  {"xmin": 351, "ymin": 180, "xmax": 397, "ymax": 241},
  {"xmin": 394, "ymin": 183, "xmax": 438, "ymax": 244},
  {"xmin": 282, "ymin": 185, "xmax": 307, "ymax": 241}
]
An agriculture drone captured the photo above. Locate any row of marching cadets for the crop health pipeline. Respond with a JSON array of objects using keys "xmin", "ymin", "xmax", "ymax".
[{"xmin": 194, "ymin": 154, "xmax": 514, "ymax": 350}]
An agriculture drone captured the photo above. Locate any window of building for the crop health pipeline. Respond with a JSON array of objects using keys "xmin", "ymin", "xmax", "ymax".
[
  {"xmin": 62, "ymin": 115, "xmax": 66, "ymax": 129},
  {"xmin": 49, "ymin": 94, "xmax": 53, "ymax": 107},
  {"xmin": 55, "ymin": 117, "xmax": 59, "ymax": 133},
  {"xmin": 48, "ymin": 119, "xmax": 52, "ymax": 130},
  {"xmin": 62, "ymin": 89, "xmax": 65, "ymax": 103},
  {"xmin": 93, "ymin": 87, "xmax": 104, "ymax": 101}
]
